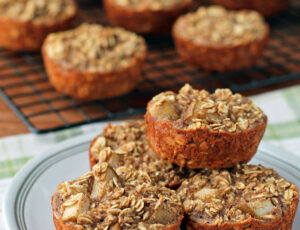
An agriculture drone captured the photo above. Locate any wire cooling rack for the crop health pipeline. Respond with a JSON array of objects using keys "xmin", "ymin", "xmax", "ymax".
[{"xmin": 0, "ymin": 1, "xmax": 300, "ymax": 133}]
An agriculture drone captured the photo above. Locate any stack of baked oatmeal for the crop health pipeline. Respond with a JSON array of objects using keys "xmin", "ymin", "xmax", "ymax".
[
  {"xmin": 52, "ymin": 84, "xmax": 299, "ymax": 230},
  {"xmin": 0, "ymin": 1, "xmax": 297, "ymax": 229}
]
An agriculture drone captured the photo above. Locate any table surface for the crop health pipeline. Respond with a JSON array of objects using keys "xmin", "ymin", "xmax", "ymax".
[
  {"xmin": 1, "ymin": 80, "xmax": 300, "ymax": 138},
  {"xmin": 0, "ymin": 97, "xmax": 28, "ymax": 137}
]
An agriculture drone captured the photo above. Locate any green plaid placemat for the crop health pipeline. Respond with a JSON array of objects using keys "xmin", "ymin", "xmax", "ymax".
[{"xmin": 0, "ymin": 85, "xmax": 300, "ymax": 229}]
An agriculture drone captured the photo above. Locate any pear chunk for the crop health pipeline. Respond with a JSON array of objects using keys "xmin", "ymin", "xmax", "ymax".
[
  {"xmin": 90, "ymin": 179, "xmax": 105, "ymax": 200},
  {"xmin": 108, "ymin": 152, "xmax": 124, "ymax": 169},
  {"xmin": 147, "ymin": 204, "xmax": 175, "ymax": 225},
  {"xmin": 93, "ymin": 163, "xmax": 123, "ymax": 185},
  {"xmin": 194, "ymin": 188, "xmax": 216, "ymax": 201},
  {"xmin": 91, "ymin": 163, "xmax": 123, "ymax": 199},
  {"xmin": 192, "ymin": 100, "xmax": 205, "ymax": 119},
  {"xmin": 248, "ymin": 199, "xmax": 276, "ymax": 217},
  {"xmin": 61, "ymin": 193, "xmax": 90, "ymax": 222},
  {"xmin": 150, "ymin": 101, "xmax": 179, "ymax": 120},
  {"xmin": 104, "ymin": 165, "xmax": 123, "ymax": 186}
]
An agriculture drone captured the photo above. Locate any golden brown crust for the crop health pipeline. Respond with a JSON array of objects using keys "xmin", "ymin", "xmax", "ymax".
[
  {"xmin": 185, "ymin": 186, "xmax": 299, "ymax": 230},
  {"xmin": 53, "ymin": 205, "xmax": 182, "ymax": 230},
  {"xmin": 52, "ymin": 196, "xmax": 84, "ymax": 230},
  {"xmin": 145, "ymin": 106, "xmax": 267, "ymax": 169},
  {"xmin": 42, "ymin": 42, "xmax": 146, "ymax": 100},
  {"xmin": 162, "ymin": 215, "xmax": 184, "ymax": 230},
  {"xmin": 53, "ymin": 207, "xmax": 184, "ymax": 230},
  {"xmin": 89, "ymin": 136, "xmax": 99, "ymax": 168},
  {"xmin": 0, "ymin": 9, "xmax": 77, "ymax": 52},
  {"xmin": 172, "ymin": 17, "xmax": 269, "ymax": 72},
  {"xmin": 103, "ymin": 0, "xmax": 192, "ymax": 34},
  {"xmin": 211, "ymin": 0, "xmax": 290, "ymax": 17}
]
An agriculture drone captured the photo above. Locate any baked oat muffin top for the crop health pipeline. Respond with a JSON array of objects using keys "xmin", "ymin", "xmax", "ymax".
[
  {"xmin": 174, "ymin": 5, "xmax": 268, "ymax": 46},
  {"xmin": 0, "ymin": 0, "xmax": 76, "ymax": 24},
  {"xmin": 113, "ymin": 0, "xmax": 190, "ymax": 11},
  {"xmin": 178, "ymin": 164, "xmax": 299, "ymax": 225},
  {"xmin": 44, "ymin": 23, "xmax": 146, "ymax": 72},
  {"xmin": 90, "ymin": 120, "xmax": 195, "ymax": 187},
  {"xmin": 53, "ymin": 162, "xmax": 183, "ymax": 229},
  {"xmin": 148, "ymin": 84, "xmax": 267, "ymax": 132}
]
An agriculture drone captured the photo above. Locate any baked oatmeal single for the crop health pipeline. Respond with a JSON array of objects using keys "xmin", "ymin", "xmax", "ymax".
[
  {"xmin": 42, "ymin": 23, "xmax": 147, "ymax": 100},
  {"xmin": 145, "ymin": 84, "xmax": 267, "ymax": 169},
  {"xmin": 52, "ymin": 162, "xmax": 184, "ymax": 230},
  {"xmin": 0, "ymin": 0, "xmax": 77, "ymax": 51},
  {"xmin": 178, "ymin": 164, "xmax": 299, "ymax": 229},
  {"xmin": 89, "ymin": 120, "xmax": 195, "ymax": 188},
  {"xmin": 172, "ymin": 5, "xmax": 269, "ymax": 71},
  {"xmin": 103, "ymin": 0, "xmax": 192, "ymax": 34},
  {"xmin": 211, "ymin": 0, "xmax": 290, "ymax": 17}
]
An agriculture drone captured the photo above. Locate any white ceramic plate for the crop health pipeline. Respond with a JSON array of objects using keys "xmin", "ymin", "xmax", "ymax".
[{"xmin": 3, "ymin": 131, "xmax": 300, "ymax": 230}]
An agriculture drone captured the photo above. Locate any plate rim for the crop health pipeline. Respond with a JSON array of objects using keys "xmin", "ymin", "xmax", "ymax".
[
  {"xmin": 3, "ymin": 131, "xmax": 99, "ymax": 230},
  {"xmin": 3, "ymin": 132, "xmax": 300, "ymax": 230}
]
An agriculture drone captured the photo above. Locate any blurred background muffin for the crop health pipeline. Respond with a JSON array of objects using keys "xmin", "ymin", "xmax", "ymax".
[
  {"xmin": 211, "ymin": 0, "xmax": 290, "ymax": 17},
  {"xmin": 173, "ymin": 5, "xmax": 269, "ymax": 71},
  {"xmin": 103, "ymin": 0, "xmax": 193, "ymax": 34},
  {"xmin": 42, "ymin": 23, "xmax": 147, "ymax": 100},
  {"xmin": 0, "ymin": 0, "xmax": 77, "ymax": 51}
]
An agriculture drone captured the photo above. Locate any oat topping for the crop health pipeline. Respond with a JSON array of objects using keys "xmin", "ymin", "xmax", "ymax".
[
  {"xmin": 175, "ymin": 5, "xmax": 267, "ymax": 45},
  {"xmin": 54, "ymin": 163, "xmax": 183, "ymax": 229},
  {"xmin": 91, "ymin": 120, "xmax": 195, "ymax": 187},
  {"xmin": 45, "ymin": 23, "xmax": 146, "ymax": 72},
  {"xmin": 0, "ymin": 0, "xmax": 76, "ymax": 23},
  {"xmin": 113, "ymin": 0, "xmax": 187, "ymax": 10},
  {"xmin": 148, "ymin": 84, "xmax": 267, "ymax": 132},
  {"xmin": 178, "ymin": 164, "xmax": 299, "ymax": 225}
]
